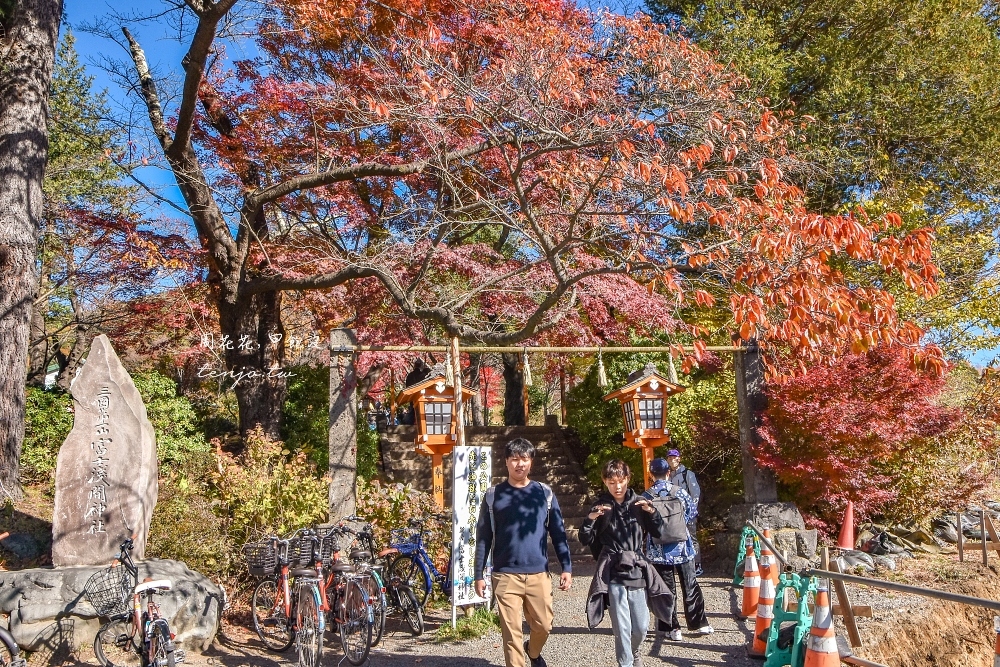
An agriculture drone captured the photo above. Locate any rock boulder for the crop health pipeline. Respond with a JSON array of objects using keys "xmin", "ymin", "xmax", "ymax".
[
  {"xmin": 52, "ymin": 335, "xmax": 158, "ymax": 567},
  {"xmin": 0, "ymin": 559, "xmax": 223, "ymax": 653}
]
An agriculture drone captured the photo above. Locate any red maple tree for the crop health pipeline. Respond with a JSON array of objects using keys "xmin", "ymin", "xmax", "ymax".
[
  {"xmin": 119, "ymin": 0, "xmax": 942, "ymax": 436},
  {"xmin": 757, "ymin": 347, "xmax": 959, "ymax": 529}
]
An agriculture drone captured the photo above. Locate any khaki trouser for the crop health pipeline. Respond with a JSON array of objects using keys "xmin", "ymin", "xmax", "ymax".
[{"xmin": 491, "ymin": 572, "xmax": 554, "ymax": 667}]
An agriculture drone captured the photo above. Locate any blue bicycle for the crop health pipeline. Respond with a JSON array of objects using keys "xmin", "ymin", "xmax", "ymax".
[{"xmin": 385, "ymin": 515, "xmax": 453, "ymax": 608}]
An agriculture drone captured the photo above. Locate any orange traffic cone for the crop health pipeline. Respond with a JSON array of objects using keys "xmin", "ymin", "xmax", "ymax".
[
  {"xmin": 803, "ymin": 582, "xmax": 839, "ymax": 667},
  {"xmin": 741, "ymin": 541, "xmax": 760, "ymax": 618},
  {"xmin": 749, "ymin": 571, "xmax": 776, "ymax": 656},
  {"xmin": 837, "ymin": 501, "xmax": 855, "ymax": 550},
  {"xmin": 760, "ymin": 528, "xmax": 780, "ymax": 587},
  {"xmin": 993, "ymin": 616, "xmax": 999, "ymax": 667}
]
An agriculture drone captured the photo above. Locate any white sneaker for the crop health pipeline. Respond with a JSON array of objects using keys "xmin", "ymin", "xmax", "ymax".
[
  {"xmin": 695, "ymin": 625, "xmax": 714, "ymax": 635},
  {"xmin": 668, "ymin": 629, "xmax": 683, "ymax": 641}
]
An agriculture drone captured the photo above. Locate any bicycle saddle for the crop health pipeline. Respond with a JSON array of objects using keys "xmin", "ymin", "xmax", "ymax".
[
  {"xmin": 134, "ymin": 579, "xmax": 172, "ymax": 594},
  {"xmin": 327, "ymin": 562, "xmax": 355, "ymax": 573},
  {"xmin": 349, "ymin": 550, "xmax": 372, "ymax": 561},
  {"xmin": 291, "ymin": 567, "xmax": 320, "ymax": 578}
]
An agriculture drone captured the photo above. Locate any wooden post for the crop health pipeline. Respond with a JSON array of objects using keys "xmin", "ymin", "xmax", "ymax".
[
  {"xmin": 329, "ymin": 328, "xmax": 359, "ymax": 520},
  {"xmin": 559, "ymin": 365, "xmax": 567, "ymax": 426},
  {"xmin": 983, "ymin": 512, "xmax": 1000, "ymax": 561},
  {"xmin": 982, "ymin": 511, "xmax": 990, "ymax": 566},
  {"xmin": 957, "ymin": 511, "xmax": 964, "ymax": 562},
  {"xmin": 642, "ymin": 446, "xmax": 654, "ymax": 489},
  {"xmin": 452, "ymin": 337, "xmax": 466, "ymax": 453},
  {"xmin": 829, "ymin": 557, "xmax": 862, "ymax": 648},
  {"xmin": 432, "ymin": 453, "xmax": 445, "ymax": 509},
  {"xmin": 733, "ymin": 341, "xmax": 778, "ymax": 503}
]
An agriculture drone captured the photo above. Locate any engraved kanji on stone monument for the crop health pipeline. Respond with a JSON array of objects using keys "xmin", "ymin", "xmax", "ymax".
[{"xmin": 52, "ymin": 335, "xmax": 158, "ymax": 566}]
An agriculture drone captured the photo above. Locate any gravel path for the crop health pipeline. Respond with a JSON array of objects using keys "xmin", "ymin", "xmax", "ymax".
[{"xmin": 194, "ymin": 559, "xmax": 760, "ymax": 667}]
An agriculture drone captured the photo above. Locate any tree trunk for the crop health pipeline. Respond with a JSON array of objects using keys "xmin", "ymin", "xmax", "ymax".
[
  {"xmin": 468, "ymin": 352, "xmax": 485, "ymax": 426},
  {"xmin": 501, "ymin": 352, "xmax": 525, "ymax": 426},
  {"xmin": 26, "ymin": 299, "xmax": 47, "ymax": 387},
  {"xmin": 734, "ymin": 340, "xmax": 778, "ymax": 503},
  {"xmin": 0, "ymin": 0, "xmax": 62, "ymax": 499},
  {"xmin": 218, "ymin": 284, "xmax": 287, "ymax": 439},
  {"xmin": 56, "ymin": 319, "xmax": 91, "ymax": 390}
]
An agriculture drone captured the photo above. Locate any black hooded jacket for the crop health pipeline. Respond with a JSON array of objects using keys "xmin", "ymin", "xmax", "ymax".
[{"xmin": 578, "ymin": 488, "xmax": 664, "ymax": 587}]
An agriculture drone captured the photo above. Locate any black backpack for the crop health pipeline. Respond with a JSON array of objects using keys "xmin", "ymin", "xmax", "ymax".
[{"xmin": 643, "ymin": 486, "xmax": 688, "ymax": 544}]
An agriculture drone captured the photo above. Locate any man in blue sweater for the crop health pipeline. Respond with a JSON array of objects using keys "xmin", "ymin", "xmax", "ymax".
[{"xmin": 474, "ymin": 438, "xmax": 573, "ymax": 667}]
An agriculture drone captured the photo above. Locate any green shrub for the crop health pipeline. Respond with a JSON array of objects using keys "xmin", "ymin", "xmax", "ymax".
[
  {"xmin": 357, "ymin": 478, "xmax": 450, "ymax": 574},
  {"xmin": 148, "ymin": 477, "xmax": 232, "ymax": 579},
  {"xmin": 214, "ymin": 427, "xmax": 330, "ymax": 547},
  {"xmin": 22, "ymin": 387, "xmax": 74, "ymax": 485},
  {"xmin": 132, "ymin": 370, "xmax": 210, "ymax": 469}
]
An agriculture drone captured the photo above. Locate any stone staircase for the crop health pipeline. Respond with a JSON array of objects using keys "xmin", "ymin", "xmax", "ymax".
[{"xmin": 379, "ymin": 424, "xmax": 595, "ymax": 557}]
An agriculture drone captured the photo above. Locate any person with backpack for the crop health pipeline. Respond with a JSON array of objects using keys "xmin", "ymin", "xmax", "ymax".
[
  {"xmin": 474, "ymin": 438, "xmax": 572, "ymax": 667},
  {"xmin": 644, "ymin": 457, "xmax": 712, "ymax": 640},
  {"xmin": 579, "ymin": 459, "xmax": 674, "ymax": 667},
  {"xmin": 666, "ymin": 448, "xmax": 703, "ymax": 575}
]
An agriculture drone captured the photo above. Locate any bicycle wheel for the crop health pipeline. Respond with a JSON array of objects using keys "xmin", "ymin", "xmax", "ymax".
[
  {"xmin": 94, "ymin": 619, "xmax": 141, "ymax": 667},
  {"xmin": 251, "ymin": 578, "xmax": 295, "ymax": 652},
  {"xmin": 149, "ymin": 622, "xmax": 175, "ymax": 667},
  {"xmin": 395, "ymin": 583, "xmax": 424, "ymax": 636},
  {"xmin": 0, "ymin": 627, "xmax": 20, "ymax": 667},
  {"xmin": 363, "ymin": 573, "xmax": 387, "ymax": 647},
  {"xmin": 338, "ymin": 580, "xmax": 372, "ymax": 666},
  {"xmin": 388, "ymin": 554, "xmax": 431, "ymax": 607},
  {"xmin": 295, "ymin": 583, "xmax": 323, "ymax": 667}
]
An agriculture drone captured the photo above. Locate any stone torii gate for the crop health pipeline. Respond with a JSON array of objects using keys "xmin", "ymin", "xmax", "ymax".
[{"xmin": 327, "ymin": 330, "xmax": 776, "ymax": 519}]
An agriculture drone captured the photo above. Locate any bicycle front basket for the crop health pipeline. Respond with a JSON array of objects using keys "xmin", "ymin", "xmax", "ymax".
[
  {"xmin": 84, "ymin": 565, "xmax": 134, "ymax": 618},
  {"xmin": 242, "ymin": 540, "xmax": 277, "ymax": 577},
  {"xmin": 320, "ymin": 532, "xmax": 340, "ymax": 566},
  {"xmin": 288, "ymin": 538, "xmax": 315, "ymax": 567}
]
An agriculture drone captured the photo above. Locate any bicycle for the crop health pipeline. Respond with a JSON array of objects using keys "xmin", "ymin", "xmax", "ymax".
[
  {"xmin": 85, "ymin": 537, "xmax": 184, "ymax": 667},
  {"xmin": 385, "ymin": 514, "xmax": 455, "ymax": 608},
  {"xmin": 316, "ymin": 527, "xmax": 374, "ymax": 665},
  {"xmin": 245, "ymin": 531, "xmax": 324, "ymax": 667},
  {"xmin": 0, "ymin": 625, "xmax": 26, "ymax": 667},
  {"xmin": 336, "ymin": 516, "xmax": 424, "ymax": 637}
]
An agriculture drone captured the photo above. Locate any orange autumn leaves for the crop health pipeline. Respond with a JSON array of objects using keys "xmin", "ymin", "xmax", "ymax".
[{"xmin": 194, "ymin": 0, "xmax": 941, "ymax": 375}]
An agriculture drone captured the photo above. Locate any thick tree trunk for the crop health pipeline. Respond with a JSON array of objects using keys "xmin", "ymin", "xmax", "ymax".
[
  {"xmin": 501, "ymin": 352, "xmax": 525, "ymax": 426},
  {"xmin": 27, "ymin": 300, "xmax": 48, "ymax": 387},
  {"xmin": 0, "ymin": 0, "xmax": 62, "ymax": 499},
  {"xmin": 468, "ymin": 352, "xmax": 485, "ymax": 426},
  {"xmin": 734, "ymin": 340, "xmax": 778, "ymax": 503},
  {"xmin": 219, "ymin": 284, "xmax": 287, "ymax": 439}
]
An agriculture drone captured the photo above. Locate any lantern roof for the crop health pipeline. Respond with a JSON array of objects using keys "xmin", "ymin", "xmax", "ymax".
[
  {"xmin": 601, "ymin": 362, "xmax": 685, "ymax": 402},
  {"xmin": 396, "ymin": 365, "xmax": 476, "ymax": 403}
]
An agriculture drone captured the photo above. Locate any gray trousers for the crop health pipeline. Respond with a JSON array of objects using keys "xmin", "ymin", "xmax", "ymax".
[{"xmin": 607, "ymin": 583, "xmax": 649, "ymax": 667}]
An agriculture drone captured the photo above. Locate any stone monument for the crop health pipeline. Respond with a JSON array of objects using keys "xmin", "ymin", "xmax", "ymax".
[{"xmin": 51, "ymin": 335, "xmax": 158, "ymax": 567}]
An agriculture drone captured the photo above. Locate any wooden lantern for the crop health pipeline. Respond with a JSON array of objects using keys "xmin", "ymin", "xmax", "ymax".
[
  {"xmin": 602, "ymin": 362, "xmax": 685, "ymax": 488},
  {"xmin": 396, "ymin": 368, "xmax": 475, "ymax": 507}
]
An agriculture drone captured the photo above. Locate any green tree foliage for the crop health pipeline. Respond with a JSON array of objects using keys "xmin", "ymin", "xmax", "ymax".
[
  {"xmin": 132, "ymin": 370, "xmax": 211, "ymax": 469},
  {"xmin": 646, "ymin": 0, "xmax": 1000, "ymax": 356},
  {"xmin": 21, "ymin": 388, "xmax": 73, "ymax": 485},
  {"xmin": 282, "ymin": 365, "xmax": 379, "ymax": 479}
]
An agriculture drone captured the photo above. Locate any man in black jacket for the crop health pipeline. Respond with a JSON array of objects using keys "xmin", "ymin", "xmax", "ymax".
[{"xmin": 579, "ymin": 459, "xmax": 670, "ymax": 667}]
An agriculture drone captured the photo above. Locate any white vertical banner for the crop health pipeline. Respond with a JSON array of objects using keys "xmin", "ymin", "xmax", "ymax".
[{"xmin": 451, "ymin": 444, "xmax": 492, "ymax": 619}]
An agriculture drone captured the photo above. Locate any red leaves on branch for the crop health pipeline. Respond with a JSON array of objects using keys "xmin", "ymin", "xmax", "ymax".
[
  {"xmin": 176, "ymin": 0, "xmax": 942, "ymax": 372},
  {"xmin": 756, "ymin": 347, "xmax": 958, "ymax": 529}
]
